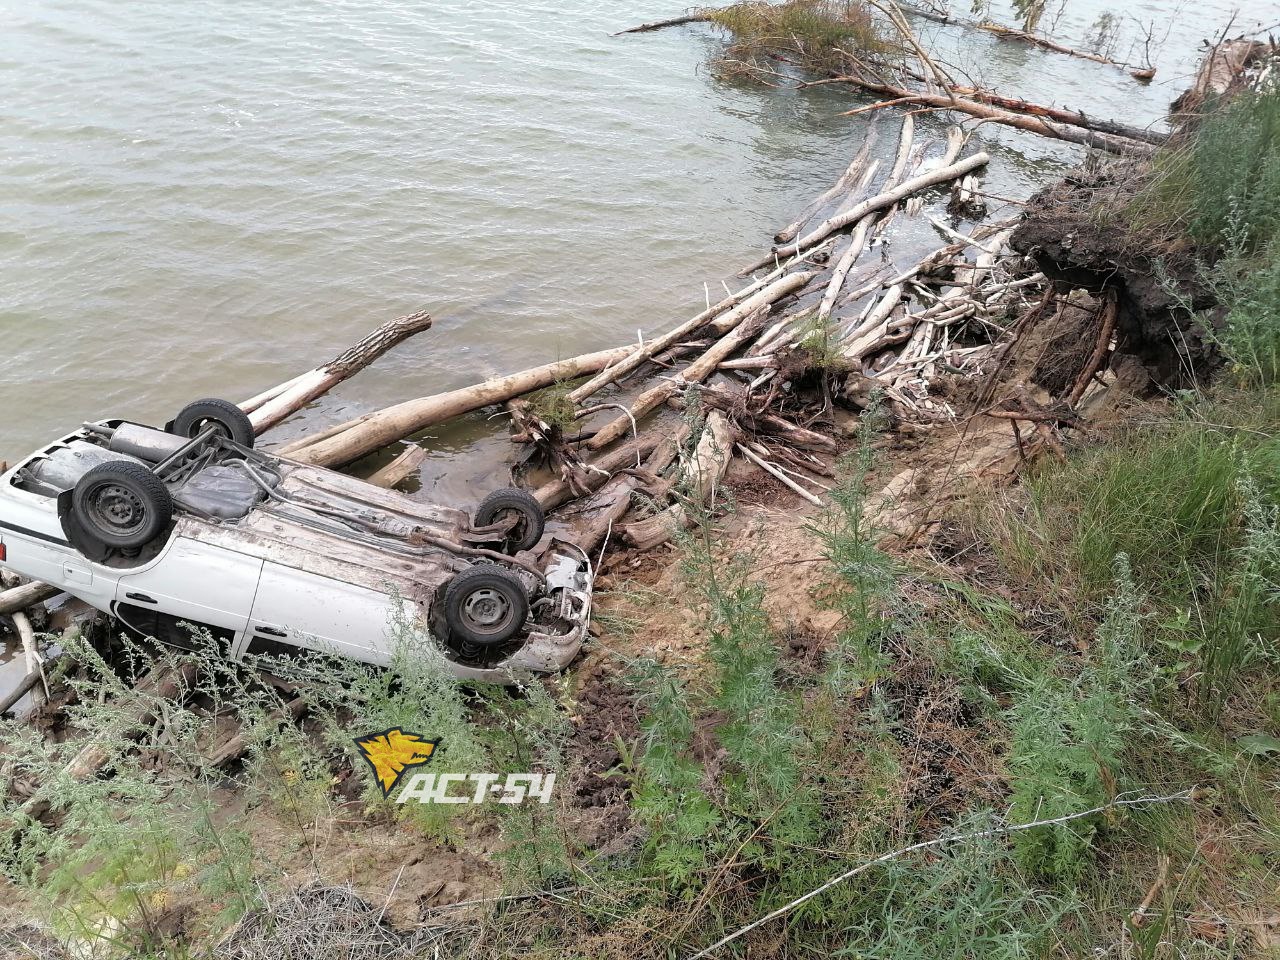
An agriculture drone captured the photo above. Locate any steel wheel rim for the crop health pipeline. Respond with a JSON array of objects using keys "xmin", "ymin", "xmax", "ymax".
[
  {"xmin": 88, "ymin": 482, "xmax": 147, "ymax": 535},
  {"xmin": 462, "ymin": 587, "xmax": 515, "ymax": 636}
]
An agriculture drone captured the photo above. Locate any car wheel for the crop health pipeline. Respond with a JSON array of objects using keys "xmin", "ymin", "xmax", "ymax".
[
  {"xmin": 474, "ymin": 487, "xmax": 545, "ymax": 554},
  {"xmin": 172, "ymin": 398, "xmax": 255, "ymax": 448},
  {"xmin": 73, "ymin": 461, "xmax": 173, "ymax": 549},
  {"xmin": 443, "ymin": 565, "xmax": 530, "ymax": 647}
]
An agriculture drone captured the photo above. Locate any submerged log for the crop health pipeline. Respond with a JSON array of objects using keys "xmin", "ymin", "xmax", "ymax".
[
  {"xmin": 896, "ymin": 3, "xmax": 1154, "ymax": 77},
  {"xmin": 244, "ymin": 311, "xmax": 434, "ymax": 435},
  {"xmin": 775, "ymin": 128, "xmax": 879, "ymax": 244},
  {"xmin": 366, "ymin": 444, "xmax": 428, "ymax": 490},
  {"xmin": 773, "ymin": 153, "xmax": 990, "ymax": 259},
  {"xmin": 614, "ymin": 11, "xmax": 712, "ymax": 35}
]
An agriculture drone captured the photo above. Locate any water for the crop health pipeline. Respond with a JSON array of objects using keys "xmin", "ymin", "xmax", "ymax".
[{"xmin": 0, "ymin": 0, "xmax": 1267, "ymax": 507}]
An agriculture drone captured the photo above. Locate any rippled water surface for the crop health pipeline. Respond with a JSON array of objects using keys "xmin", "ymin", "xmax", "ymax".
[{"xmin": 0, "ymin": 0, "xmax": 1270, "ymax": 499}]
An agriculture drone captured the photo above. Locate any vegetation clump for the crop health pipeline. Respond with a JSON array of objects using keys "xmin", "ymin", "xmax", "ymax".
[{"xmin": 706, "ymin": 0, "xmax": 897, "ymax": 80}]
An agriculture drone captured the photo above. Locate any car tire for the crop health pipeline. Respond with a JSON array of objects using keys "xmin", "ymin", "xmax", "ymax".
[
  {"xmin": 171, "ymin": 398, "xmax": 255, "ymax": 448},
  {"xmin": 443, "ymin": 564, "xmax": 530, "ymax": 647},
  {"xmin": 72, "ymin": 461, "xmax": 173, "ymax": 549},
  {"xmin": 474, "ymin": 487, "xmax": 545, "ymax": 554}
]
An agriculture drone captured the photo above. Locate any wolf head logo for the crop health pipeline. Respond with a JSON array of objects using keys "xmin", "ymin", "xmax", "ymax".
[{"xmin": 353, "ymin": 729, "xmax": 439, "ymax": 797}]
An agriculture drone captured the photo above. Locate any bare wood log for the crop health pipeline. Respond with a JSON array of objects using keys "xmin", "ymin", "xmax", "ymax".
[
  {"xmin": 692, "ymin": 387, "xmax": 837, "ymax": 453},
  {"xmin": 366, "ymin": 445, "xmax": 428, "ymax": 490},
  {"xmin": 817, "ymin": 116, "xmax": 915, "ymax": 320},
  {"xmin": 774, "ymin": 153, "xmax": 990, "ymax": 259},
  {"xmin": 562, "ymin": 475, "xmax": 644, "ymax": 556},
  {"xmin": 776, "ymin": 128, "xmax": 879, "ymax": 243},
  {"xmin": 841, "ymin": 284, "xmax": 904, "ymax": 357},
  {"xmin": 567, "ymin": 269, "xmax": 816, "ymax": 407},
  {"xmin": 0, "ymin": 670, "xmax": 42, "ymax": 716},
  {"xmin": 614, "ymin": 11, "xmax": 711, "ymax": 35},
  {"xmin": 1172, "ymin": 39, "xmax": 1271, "ymax": 116},
  {"xmin": 288, "ymin": 344, "xmax": 656, "ymax": 468},
  {"xmin": 943, "ymin": 83, "xmax": 1166, "ymax": 145},
  {"xmin": 240, "ymin": 372, "xmax": 309, "ymax": 414},
  {"xmin": 10, "ymin": 612, "xmax": 44, "ymax": 707},
  {"xmin": 246, "ymin": 311, "xmax": 434, "ymax": 435},
  {"xmin": 209, "ymin": 697, "xmax": 308, "ymax": 768},
  {"xmin": 534, "ymin": 433, "xmax": 663, "ymax": 512},
  {"xmin": 620, "ymin": 412, "xmax": 735, "ymax": 549},
  {"xmin": 7, "ymin": 664, "xmax": 198, "ymax": 825},
  {"xmin": 836, "ymin": 79, "xmax": 1153, "ymax": 156},
  {"xmin": 587, "ymin": 298, "xmax": 785, "ymax": 452},
  {"xmin": 63, "ymin": 664, "xmax": 196, "ymax": 782},
  {"xmin": 0, "ymin": 581, "xmax": 59, "ymax": 616}
]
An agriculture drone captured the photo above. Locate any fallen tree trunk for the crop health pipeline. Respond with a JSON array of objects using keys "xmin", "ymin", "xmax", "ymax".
[
  {"xmin": 0, "ymin": 670, "xmax": 42, "ymax": 716},
  {"xmin": 0, "ymin": 581, "xmax": 59, "ymax": 616},
  {"xmin": 10, "ymin": 612, "xmax": 44, "ymax": 708},
  {"xmin": 209, "ymin": 696, "xmax": 308, "ymax": 769},
  {"xmin": 244, "ymin": 311, "xmax": 434, "ymax": 435},
  {"xmin": 836, "ymin": 79, "xmax": 1154, "ymax": 156},
  {"xmin": 285, "ymin": 344, "xmax": 658, "ymax": 469},
  {"xmin": 773, "ymin": 153, "xmax": 990, "ymax": 259},
  {"xmin": 818, "ymin": 115, "xmax": 915, "ymax": 320}
]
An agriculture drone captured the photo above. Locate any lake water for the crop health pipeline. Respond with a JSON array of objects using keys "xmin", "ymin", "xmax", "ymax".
[{"xmin": 0, "ymin": 0, "xmax": 1267, "ymax": 503}]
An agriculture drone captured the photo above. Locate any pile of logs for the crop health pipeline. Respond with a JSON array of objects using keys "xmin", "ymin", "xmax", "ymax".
[{"xmin": 214, "ymin": 108, "xmax": 1036, "ymax": 558}]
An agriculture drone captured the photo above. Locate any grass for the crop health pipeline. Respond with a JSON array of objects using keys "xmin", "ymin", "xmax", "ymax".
[
  {"xmin": 705, "ymin": 0, "xmax": 898, "ymax": 81},
  {"xmin": 1128, "ymin": 83, "xmax": 1280, "ymax": 385}
]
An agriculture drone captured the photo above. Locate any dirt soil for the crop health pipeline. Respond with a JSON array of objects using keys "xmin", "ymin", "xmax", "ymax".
[{"xmin": 1011, "ymin": 166, "xmax": 1223, "ymax": 387}]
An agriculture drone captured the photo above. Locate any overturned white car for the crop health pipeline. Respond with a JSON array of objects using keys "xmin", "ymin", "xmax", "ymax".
[{"xmin": 0, "ymin": 400, "xmax": 592, "ymax": 682}]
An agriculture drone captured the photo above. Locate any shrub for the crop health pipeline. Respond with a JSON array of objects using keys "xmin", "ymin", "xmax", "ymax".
[{"xmin": 706, "ymin": 0, "xmax": 897, "ymax": 80}]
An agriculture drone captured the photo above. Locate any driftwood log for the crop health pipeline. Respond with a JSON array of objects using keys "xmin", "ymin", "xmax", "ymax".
[
  {"xmin": 283, "ymin": 343, "xmax": 661, "ymax": 468},
  {"xmin": 243, "ymin": 311, "xmax": 433, "ymax": 435},
  {"xmin": 769, "ymin": 152, "xmax": 990, "ymax": 260},
  {"xmin": 775, "ymin": 127, "xmax": 879, "ymax": 244},
  {"xmin": 896, "ymin": 2, "xmax": 1155, "ymax": 77},
  {"xmin": 836, "ymin": 79, "xmax": 1156, "ymax": 156},
  {"xmin": 621, "ymin": 411, "xmax": 735, "ymax": 549},
  {"xmin": 0, "ymin": 581, "xmax": 59, "ymax": 616},
  {"xmin": 586, "ymin": 299, "xmax": 782, "ymax": 452},
  {"xmin": 366, "ymin": 445, "xmax": 428, "ymax": 490}
]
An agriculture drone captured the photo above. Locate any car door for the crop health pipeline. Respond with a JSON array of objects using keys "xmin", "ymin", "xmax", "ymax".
[
  {"xmin": 245, "ymin": 562, "xmax": 396, "ymax": 667},
  {"xmin": 114, "ymin": 537, "xmax": 263, "ymax": 638}
]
